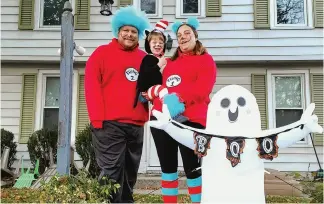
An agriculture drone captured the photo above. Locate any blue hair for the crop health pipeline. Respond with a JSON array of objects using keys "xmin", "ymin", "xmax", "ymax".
[
  {"xmin": 111, "ymin": 5, "xmax": 151, "ymax": 39},
  {"xmin": 171, "ymin": 17, "xmax": 200, "ymax": 34}
]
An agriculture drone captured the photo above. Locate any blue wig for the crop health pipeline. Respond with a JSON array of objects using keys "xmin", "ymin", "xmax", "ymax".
[
  {"xmin": 171, "ymin": 17, "xmax": 200, "ymax": 34},
  {"xmin": 111, "ymin": 5, "xmax": 151, "ymax": 39}
]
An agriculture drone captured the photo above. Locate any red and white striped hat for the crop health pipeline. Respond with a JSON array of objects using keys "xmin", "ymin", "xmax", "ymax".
[{"xmin": 154, "ymin": 20, "xmax": 168, "ymax": 33}]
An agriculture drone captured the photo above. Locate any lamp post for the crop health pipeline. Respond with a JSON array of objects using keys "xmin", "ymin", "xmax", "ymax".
[
  {"xmin": 57, "ymin": 0, "xmax": 85, "ymax": 176},
  {"xmin": 99, "ymin": 0, "xmax": 114, "ymax": 16}
]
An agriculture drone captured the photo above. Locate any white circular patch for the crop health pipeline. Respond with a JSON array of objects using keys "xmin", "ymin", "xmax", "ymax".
[
  {"xmin": 125, "ymin": 68, "xmax": 139, "ymax": 82},
  {"xmin": 262, "ymin": 138, "xmax": 273, "ymax": 153},
  {"xmin": 230, "ymin": 142, "xmax": 240, "ymax": 158},
  {"xmin": 166, "ymin": 75, "xmax": 181, "ymax": 87}
]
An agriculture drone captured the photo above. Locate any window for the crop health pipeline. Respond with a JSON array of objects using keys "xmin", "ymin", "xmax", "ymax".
[
  {"xmin": 35, "ymin": 70, "xmax": 78, "ymax": 140},
  {"xmin": 270, "ymin": 0, "xmax": 314, "ymax": 29},
  {"xmin": 176, "ymin": 0, "xmax": 206, "ymax": 18},
  {"xmin": 42, "ymin": 77, "xmax": 60, "ymax": 130},
  {"xmin": 36, "ymin": 0, "xmax": 75, "ymax": 29},
  {"xmin": 134, "ymin": 0, "xmax": 162, "ymax": 18},
  {"xmin": 267, "ymin": 70, "xmax": 311, "ymax": 145}
]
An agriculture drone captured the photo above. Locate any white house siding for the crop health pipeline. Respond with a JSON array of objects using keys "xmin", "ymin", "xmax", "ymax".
[
  {"xmin": 1, "ymin": 0, "xmax": 323, "ymax": 62},
  {"xmin": 2, "ymin": 64, "xmax": 322, "ymax": 173}
]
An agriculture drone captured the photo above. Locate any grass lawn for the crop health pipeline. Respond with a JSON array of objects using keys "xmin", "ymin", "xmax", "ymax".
[{"xmin": 134, "ymin": 194, "xmax": 312, "ymax": 203}]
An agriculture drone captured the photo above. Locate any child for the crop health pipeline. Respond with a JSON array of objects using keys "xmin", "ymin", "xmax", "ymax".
[{"xmin": 134, "ymin": 20, "xmax": 187, "ymax": 122}]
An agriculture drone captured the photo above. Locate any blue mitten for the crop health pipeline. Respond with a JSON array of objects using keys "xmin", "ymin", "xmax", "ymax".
[{"xmin": 163, "ymin": 93, "xmax": 185, "ymax": 119}]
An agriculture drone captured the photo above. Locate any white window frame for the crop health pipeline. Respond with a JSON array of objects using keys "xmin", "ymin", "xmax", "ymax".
[
  {"xmin": 133, "ymin": 0, "xmax": 162, "ymax": 18},
  {"xmin": 267, "ymin": 70, "xmax": 311, "ymax": 147},
  {"xmin": 35, "ymin": 70, "xmax": 78, "ymax": 143},
  {"xmin": 270, "ymin": 0, "xmax": 314, "ymax": 29},
  {"xmin": 35, "ymin": 0, "xmax": 76, "ymax": 30},
  {"xmin": 176, "ymin": 0, "xmax": 206, "ymax": 18}
]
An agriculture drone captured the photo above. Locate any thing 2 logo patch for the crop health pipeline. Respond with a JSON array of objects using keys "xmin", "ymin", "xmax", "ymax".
[
  {"xmin": 166, "ymin": 75, "xmax": 181, "ymax": 87},
  {"xmin": 125, "ymin": 68, "xmax": 139, "ymax": 82}
]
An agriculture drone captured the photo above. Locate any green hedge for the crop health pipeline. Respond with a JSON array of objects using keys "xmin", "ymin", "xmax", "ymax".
[
  {"xmin": 1, "ymin": 190, "xmax": 311, "ymax": 203},
  {"xmin": 1, "ymin": 128, "xmax": 17, "ymax": 169},
  {"xmin": 75, "ymin": 124, "xmax": 101, "ymax": 178},
  {"xmin": 2, "ymin": 170, "xmax": 119, "ymax": 203}
]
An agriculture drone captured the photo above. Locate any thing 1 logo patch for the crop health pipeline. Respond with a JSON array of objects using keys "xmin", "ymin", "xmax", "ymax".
[
  {"xmin": 125, "ymin": 68, "xmax": 139, "ymax": 82},
  {"xmin": 166, "ymin": 75, "xmax": 181, "ymax": 87}
]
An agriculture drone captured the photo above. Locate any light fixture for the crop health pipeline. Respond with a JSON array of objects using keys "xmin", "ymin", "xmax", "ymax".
[
  {"xmin": 57, "ymin": 43, "xmax": 86, "ymax": 57},
  {"xmin": 166, "ymin": 34, "xmax": 173, "ymax": 52},
  {"xmin": 99, "ymin": 0, "xmax": 114, "ymax": 16},
  {"xmin": 75, "ymin": 45, "xmax": 86, "ymax": 56}
]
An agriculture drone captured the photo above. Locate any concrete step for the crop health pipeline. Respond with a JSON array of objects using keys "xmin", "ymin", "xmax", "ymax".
[{"xmin": 134, "ymin": 169, "xmax": 304, "ymax": 197}]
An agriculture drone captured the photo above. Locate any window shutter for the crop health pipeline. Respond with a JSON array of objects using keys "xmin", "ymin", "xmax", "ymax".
[
  {"xmin": 118, "ymin": 0, "xmax": 133, "ymax": 7},
  {"xmin": 310, "ymin": 74, "xmax": 323, "ymax": 146},
  {"xmin": 206, "ymin": 0, "xmax": 222, "ymax": 17},
  {"xmin": 76, "ymin": 74, "xmax": 89, "ymax": 134},
  {"xmin": 314, "ymin": 0, "xmax": 323, "ymax": 28},
  {"xmin": 251, "ymin": 74, "xmax": 268, "ymax": 130},
  {"xmin": 75, "ymin": 0, "xmax": 90, "ymax": 30},
  {"xmin": 18, "ymin": 0, "xmax": 35, "ymax": 30},
  {"xmin": 254, "ymin": 0, "xmax": 270, "ymax": 29},
  {"xmin": 19, "ymin": 74, "xmax": 37, "ymax": 143}
]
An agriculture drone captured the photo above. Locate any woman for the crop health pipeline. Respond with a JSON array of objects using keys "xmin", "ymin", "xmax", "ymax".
[{"xmin": 147, "ymin": 17, "xmax": 217, "ymax": 203}]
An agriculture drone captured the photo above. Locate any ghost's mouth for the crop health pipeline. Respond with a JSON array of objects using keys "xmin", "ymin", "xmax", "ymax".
[{"xmin": 228, "ymin": 107, "xmax": 239, "ymax": 122}]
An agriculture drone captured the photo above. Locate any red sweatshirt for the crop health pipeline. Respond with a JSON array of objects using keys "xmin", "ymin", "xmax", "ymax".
[
  {"xmin": 85, "ymin": 38, "xmax": 149, "ymax": 128},
  {"xmin": 152, "ymin": 51, "xmax": 217, "ymax": 127}
]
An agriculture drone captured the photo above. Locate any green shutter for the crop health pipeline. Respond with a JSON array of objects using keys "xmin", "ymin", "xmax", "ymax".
[
  {"xmin": 251, "ymin": 74, "xmax": 268, "ymax": 130},
  {"xmin": 118, "ymin": 0, "xmax": 133, "ymax": 7},
  {"xmin": 310, "ymin": 74, "xmax": 323, "ymax": 146},
  {"xmin": 206, "ymin": 0, "xmax": 222, "ymax": 17},
  {"xmin": 18, "ymin": 0, "xmax": 35, "ymax": 30},
  {"xmin": 75, "ymin": 0, "xmax": 90, "ymax": 30},
  {"xmin": 314, "ymin": 0, "xmax": 323, "ymax": 28},
  {"xmin": 19, "ymin": 74, "xmax": 37, "ymax": 143},
  {"xmin": 254, "ymin": 0, "xmax": 270, "ymax": 29},
  {"xmin": 76, "ymin": 74, "xmax": 89, "ymax": 133}
]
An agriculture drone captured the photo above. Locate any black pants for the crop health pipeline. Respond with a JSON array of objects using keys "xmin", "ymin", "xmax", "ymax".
[
  {"xmin": 150, "ymin": 116, "xmax": 204, "ymax": 179},
  {"xmin": 91, "ymin": 120, "xmax": 144, "ymax": 203}
]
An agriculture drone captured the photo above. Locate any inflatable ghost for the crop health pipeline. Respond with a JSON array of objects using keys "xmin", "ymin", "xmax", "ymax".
[{"xmin": 149, "ymin": 85, "xmax": 323, "ymax": 204}]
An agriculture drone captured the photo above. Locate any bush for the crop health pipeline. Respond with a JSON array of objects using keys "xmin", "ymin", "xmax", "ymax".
[
  {"xmin": 289, "ymin": 171, "xmax": 323, "ymax": 203},
  {"xmin": 1, "ymin": 128, "xmax": 17, "ymax": 169},
  {"xmin": 75, "ymin": 124, "xmax": 101, "ymax": 178},
  {"xmin": 27, "ymin": 128, "xmax": 58, "ymax": 174},
  {"xmin": 1, "ymin": 169, "xmax": 120, "ymax": 203}
]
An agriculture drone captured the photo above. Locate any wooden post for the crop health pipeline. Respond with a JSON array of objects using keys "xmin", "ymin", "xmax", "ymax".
[{"xmin": 57, "ymin": 1, "xmax": 74, "ymax": 176}]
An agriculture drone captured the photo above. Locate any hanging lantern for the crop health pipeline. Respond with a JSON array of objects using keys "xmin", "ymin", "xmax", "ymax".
[{"xmin": 99, "ymin": 0, "xmax": 114, "ymax": 16}]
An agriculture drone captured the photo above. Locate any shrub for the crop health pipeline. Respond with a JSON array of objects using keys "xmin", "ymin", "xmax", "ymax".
[
  {"xmin": 75, "ymin": 124, "xmax": 101, "ymax": 178},
  {"xmin": 1, "ymin": 169, "xmax": 120, "ymax": 203},
  {"xmin": 27, "ymin": 128, "xmax": 58, "ymax": 174},
  {"xmin": 290, "ymin": 171, "xmax": 323, "ymax": 203},
  {"xmin": 38, "ymin": 169, "xmax": 120, "ymax": 203},
  {"xmin": 1, "ymin": 128, "xmax": 17, "ymax": 169}
]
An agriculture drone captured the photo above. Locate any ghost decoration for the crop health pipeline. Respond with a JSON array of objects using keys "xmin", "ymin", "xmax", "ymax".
[{"xmin": 149, "ymin": 85, "xmax": 323, "ymax": 204}]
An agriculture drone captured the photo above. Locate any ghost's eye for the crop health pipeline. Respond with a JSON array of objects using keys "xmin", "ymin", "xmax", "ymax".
[
  {"xmin": 237, "ymin": 97, "xmax": 246, "ymax": 107},
  {"xmin": 221, "ymin": 98, "xmax": 230, "ymax": 108}
]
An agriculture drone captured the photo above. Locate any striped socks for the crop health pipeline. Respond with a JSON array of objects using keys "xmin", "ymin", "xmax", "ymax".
[
  {"xmin": 187, "ymin": 176, "xmax": 202, "ymax": 203},
  {"xmin": 161, "ymin": 172, "xmax": 178, "ymax": 203}
]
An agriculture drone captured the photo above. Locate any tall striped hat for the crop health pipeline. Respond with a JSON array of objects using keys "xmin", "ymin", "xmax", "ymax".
[{"xmin": 154, "ymin": 20, "xmax": 168, "ymax": 33}]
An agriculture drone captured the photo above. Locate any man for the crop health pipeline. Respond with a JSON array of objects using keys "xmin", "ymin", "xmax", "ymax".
[{"xmin": 84, "ymin": 5, "xmax": 151, "ymax": 203}]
